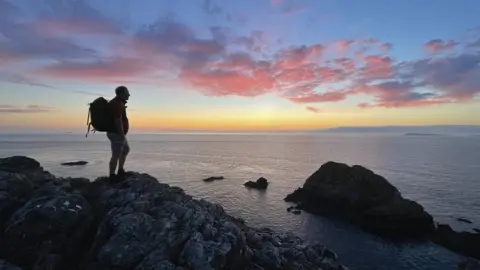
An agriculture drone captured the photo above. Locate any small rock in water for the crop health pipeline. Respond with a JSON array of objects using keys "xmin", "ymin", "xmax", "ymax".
[
  {"xmin": 292, "ymin": 210, "xmax": 301, "ymax": 215},
  {"xmin": 244, "ymin": 177, "xmax": 268, "ymax": 190},
  {"xmin": 203, "ymin": 176, "xmax": 224, "ymax": 182},
  {"xmin": 457, "ymin": 218, "xmax": 473, "ymax": 224},
  {"xmin": 61, "ymin": 161, "xmax": 88, "ymax": 166},
  {"xmin": 287, "ymin": 206, "xmax": 294, "ymax": 212}
]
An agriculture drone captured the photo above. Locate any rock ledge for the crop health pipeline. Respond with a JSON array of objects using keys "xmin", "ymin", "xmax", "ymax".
[{"xmin": 0, "ymin": 156, "xmax": 347, "ymax": 270}]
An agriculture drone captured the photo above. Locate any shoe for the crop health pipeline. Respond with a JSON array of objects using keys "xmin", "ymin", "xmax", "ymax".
[{"xmin": 108, "ymin": 174, "xmax": 122, "ymax": 183}]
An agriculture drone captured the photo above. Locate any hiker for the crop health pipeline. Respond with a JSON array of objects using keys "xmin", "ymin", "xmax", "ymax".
[{"xmin": 107, "ymin": 86, "xmax": 130, "ymax": 178}]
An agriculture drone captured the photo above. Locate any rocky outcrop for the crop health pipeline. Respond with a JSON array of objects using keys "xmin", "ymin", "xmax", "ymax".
[
  {"xmin": 203, "ymin": 176, "xmax": 224, "ymax": 182},
  {"xmin": 0, "ymin": 156, "xmax": 347, "ymax": 270},
  {"xmin": 244, "ymin": 177, "xmax": 268, "ymax": 190},
  {"xmin": 61, "ymin": 161, "xmax": 88, "ymax": 166},
  {"xmin": 285, "ymin": 162, "xmax": 435, "ymax": 238},
  {"xmin": 432, "ymin": 225, "xmax": 480, "ymax": 260},
  {"xmin": 285, "ymin": 161, "xmax": 480, "ymax": 260}
]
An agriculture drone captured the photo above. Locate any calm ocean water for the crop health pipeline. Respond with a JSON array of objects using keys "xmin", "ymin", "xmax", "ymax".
[{"xmin": 1, "ymin": 132, "xmax": 479, "ymax": 270}]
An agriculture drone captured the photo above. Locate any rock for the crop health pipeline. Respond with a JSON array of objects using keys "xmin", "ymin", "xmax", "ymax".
[
  {"xmin": 0, "ymin": 260, "xmax": 22, "ymax": 270},
  {"xmin": 432, "ymin": 224, "xmax": 480, "ymax": 260},
  {"xmin": 474, "ymin": 228, "xmax": 480, "ymax": 233},
  {"xmin": 203, "ymin": 176, "xmax": 224, "ymax": 182},
  {"xmin": 0, "ymin": 172, "xmax": 34, "ymax": 230},
  {"xmin": 2, "ymin": 193, "xmax": 93, "ymax": 268},
  {"xmin": 287, "ymin": 206, "xmax": 294, "ymax": 212},
  {"xmin": 244, "ymin": 177, "xmax": 268, "ymax": 190},
  {"xmin": 0, "ymin": 156, "xmax": 41, "ymax": 173},
  {"xmin": 0, "ymin": 156, "xmax": 347, "ymax": 270},
  {"xmin": 61, "ymin": 161, "xmax": 88, "ymax": 166},
  {"xmin": 285, "ymin": 161, "xmax": 435, "ymax": 238},
  {"xmin": 457, "ymin": 218, "xmax": 473, "ymax": 224},
  {"xmin": 292, "ymin": 210, "xmax": 301, "ymax": 215},
  {"xmin": 458, "ymin": 259, "xmax": 480, "ymax": 270}
]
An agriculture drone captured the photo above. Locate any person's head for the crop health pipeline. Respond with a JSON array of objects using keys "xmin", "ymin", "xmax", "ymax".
[{"xmin": 115, "ymin": 86, "xmax": 130, "ymax": 101}]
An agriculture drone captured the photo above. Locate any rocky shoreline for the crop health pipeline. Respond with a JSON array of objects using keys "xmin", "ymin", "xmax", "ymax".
[{"xmin": 0, "ymin": 156, "xmax": 347, "ymax": 270}]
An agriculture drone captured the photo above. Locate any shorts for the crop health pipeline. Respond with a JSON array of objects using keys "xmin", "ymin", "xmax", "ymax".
[{"xmin": 107, "ymin": 132, "xmax": 130, "ymax": 156}]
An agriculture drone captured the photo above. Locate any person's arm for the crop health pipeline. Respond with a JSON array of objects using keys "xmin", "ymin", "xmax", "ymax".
[{"xmin": 111, "ymin": 102, "xmax": 126, "ymax": 139}]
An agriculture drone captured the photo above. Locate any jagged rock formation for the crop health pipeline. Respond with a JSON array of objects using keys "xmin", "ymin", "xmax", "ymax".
[{"xmin": 0, "ymin": 156, "xmax": 347, "ymax": 270}]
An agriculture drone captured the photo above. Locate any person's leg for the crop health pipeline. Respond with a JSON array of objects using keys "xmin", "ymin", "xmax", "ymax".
[
  {"xmin": 107, "ymin": 133, "xmax": 122, "ymax": 177},
  {"xmin": 118, "ymin": 138, "xmax": 130, "ymax": 174}
]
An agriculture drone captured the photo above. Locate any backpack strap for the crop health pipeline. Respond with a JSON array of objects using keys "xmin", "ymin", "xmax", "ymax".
[{"xmin": 85, "ymin": 108, "xmax": 91, "ymax": 137}]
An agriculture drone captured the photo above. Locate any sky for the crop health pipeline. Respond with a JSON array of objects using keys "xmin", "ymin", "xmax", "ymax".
[{"xmin": 1, "ymin": 0, "xmax": 480, "ymax": 132}]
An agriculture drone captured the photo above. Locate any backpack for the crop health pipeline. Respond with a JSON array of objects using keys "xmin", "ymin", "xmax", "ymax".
[{"xmin": 85, "ymin": 97, "xmax": 112, "ymax": 137}]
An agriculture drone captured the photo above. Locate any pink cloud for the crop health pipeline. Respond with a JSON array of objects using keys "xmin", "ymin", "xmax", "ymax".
[
  {"xmin": 359, "ymin": 56, "xmax": 393, "ymax": 80},
  {"xmin": 3, "ymin": 0, "xmax": 479, "ymax": 112},
  {"xmin": 336, "ymin": 40, "xmax": 355, "ymax": 52},
  {"xmin": 380, "ymin": 43, "xmax": 392, "ymax": 53},
  {"xmin": 424, "ymin": 39, "xmax": 457, "ymax": 54}
]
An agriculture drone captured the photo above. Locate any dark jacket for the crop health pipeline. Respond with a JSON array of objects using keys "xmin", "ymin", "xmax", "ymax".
[{"xmin": 108, "ymin": 97, "xmax": 129, "ymax": 134}]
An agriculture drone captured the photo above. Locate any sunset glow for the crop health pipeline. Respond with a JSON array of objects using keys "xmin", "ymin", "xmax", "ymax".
[{"xmin": 1, "ymin": 0, "xmax": 479, "ymax": 132}]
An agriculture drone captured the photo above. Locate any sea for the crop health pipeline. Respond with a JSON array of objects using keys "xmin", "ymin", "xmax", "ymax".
[{"xmin": 0, "ymin": 132, "xmax": 479, "ymax": 270}]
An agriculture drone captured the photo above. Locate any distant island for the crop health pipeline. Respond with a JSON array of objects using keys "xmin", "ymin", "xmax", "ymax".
[
  {"xmin": 314, "ymin": 125, "xmax": 480, "ymax": 135},
  {"xmin": 404, "ymin": 133, "xmax": 443, "ymax": 136}
]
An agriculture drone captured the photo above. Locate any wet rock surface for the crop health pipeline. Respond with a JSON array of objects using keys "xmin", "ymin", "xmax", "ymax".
[{"xmin": 0, "ymin": 156, "xmax": 347, "ymax": 270}]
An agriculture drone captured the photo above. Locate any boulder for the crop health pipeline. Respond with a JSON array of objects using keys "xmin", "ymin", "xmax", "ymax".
[
  {"xmin": 0, "ymin": 156, "xmax": 41, "ymax": 173},
  {"xmin": 432, "ymin": 224, "xmax": 480, "ymax": 260},
  {"xmin": 285, "ymin": 161, "xmax": 435, "ymax": 238},
  {"xmin": 244, "ymin": 177, "xmax": 268, "ymax": 190},
  {"xmin": 0, "ymin": 156, "xmax": 347, "ymax": 270},
  {"xmin": 61, "ymin": 161, "xmax": 88, "ymax": 166}
]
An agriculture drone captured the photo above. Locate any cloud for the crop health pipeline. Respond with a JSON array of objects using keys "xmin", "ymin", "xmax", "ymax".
[
  {"xmin": 424, "ymin": 39, "xmax": 457, "ymax": 54},
  {"xmin": 0, "ymin": 104, "xmax": 54, "ymax": 113},
  {"xmin": 1, "ymin": 0, "xmax": 479, "ymax": 112},
  {"xmin": 306, "ymin": 106, "xmax": 320, "ymax": 113},
  {"xmin": 336, "ymin": 40, "xmax": 355, "ymax": 52},
  {"xmin": 36, "ymin": 57, "xmax": 158, "ymax": 82}
]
